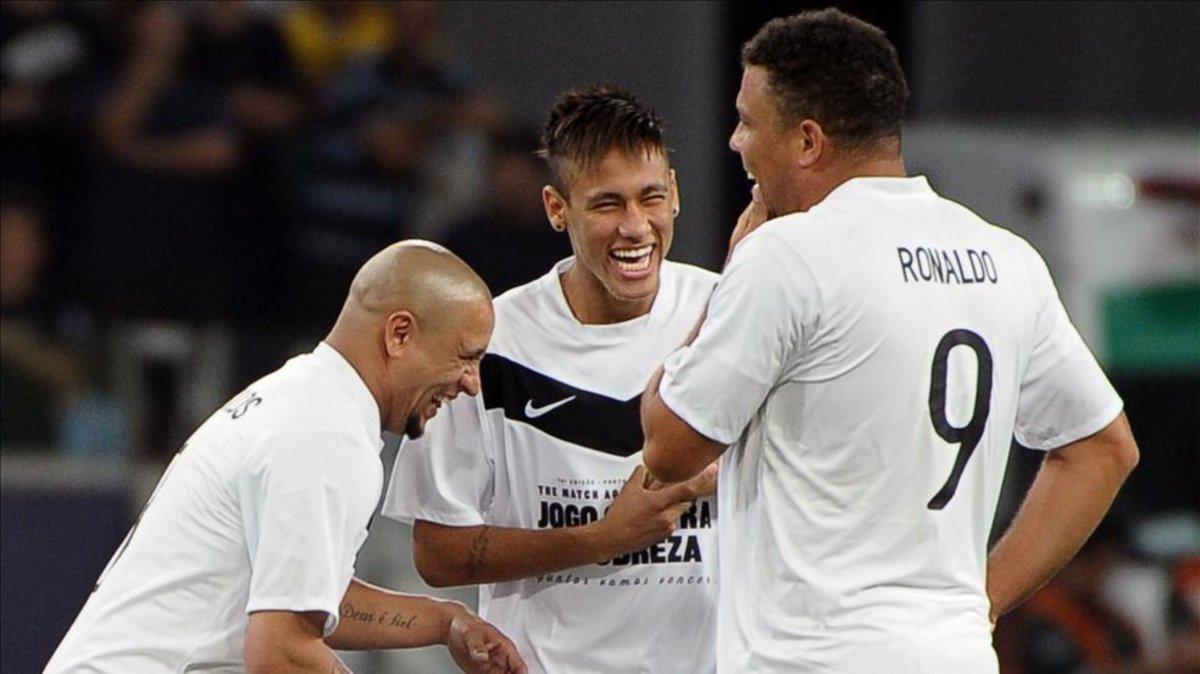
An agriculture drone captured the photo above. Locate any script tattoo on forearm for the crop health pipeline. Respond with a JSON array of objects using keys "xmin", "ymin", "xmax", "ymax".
[
  {"xmin": 340, "ymin": 602, "xmax": 418, "ymax": 630},
  {"xmin": 466, "ymin": 528, "xmax": 491, "ymax": 581}
]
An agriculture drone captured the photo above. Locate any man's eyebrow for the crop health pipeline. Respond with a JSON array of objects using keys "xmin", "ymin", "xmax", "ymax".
[{"xmin": 640, "ymin": 183, "xmax": 669, "ymax": 196}]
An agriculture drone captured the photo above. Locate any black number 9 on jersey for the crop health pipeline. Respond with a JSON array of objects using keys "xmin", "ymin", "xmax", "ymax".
[{"xmin": 927, "ymin": 329, "xmax": 993, "ymax": 510}]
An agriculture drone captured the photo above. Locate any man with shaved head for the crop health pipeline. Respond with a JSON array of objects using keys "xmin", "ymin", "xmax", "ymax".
[{"xmin": 47, "ymin": 241, "xmax": 526, "ymax": 674}]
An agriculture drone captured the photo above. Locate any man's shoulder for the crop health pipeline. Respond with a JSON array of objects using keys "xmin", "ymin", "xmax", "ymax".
[
  {"xmin": 491, "ymin": 264, "xmax": 560, "ymax": 318},
  {"xmin": 662, "ymin": 259, "xmax": 719, "ymax": 288},
  {"xmin": 215, "ymin": 358, "xmax": 379, "ymax": 458}
]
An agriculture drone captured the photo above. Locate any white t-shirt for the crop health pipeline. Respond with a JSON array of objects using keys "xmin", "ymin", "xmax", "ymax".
[
  {"xmin": 660, "ymin": 176, "xmax": 1123, "ymax": 674},
  {"xmin": 46, "ymin": 343, "xmax": 384, "ymax": 673},
  {"xmin": 383, "ymin": 259, "xmax": 720, "ymax": 674}
]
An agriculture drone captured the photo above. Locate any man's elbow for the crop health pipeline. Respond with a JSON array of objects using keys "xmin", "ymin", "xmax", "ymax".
[
  {"xmin": 643, "ymin": 444, "xmax": 690, "ymax": 484},
  {"xmin": 411, "ymin": 521, "xmax": 467, "ymax": 588},
  {"xmin": 1112, "ymin": 433, "xmax": 1139, "ymax": 477},
  {"xmin": 1057, "ymin": 413, "xmax": 1140, "ymax": 479},
  {"xmin": 1104, "ymin": 413, "xmax": 1140, "ymax": 477}
]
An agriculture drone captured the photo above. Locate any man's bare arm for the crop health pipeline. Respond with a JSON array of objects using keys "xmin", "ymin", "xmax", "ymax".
[
  {"xmin": 325, "ymin": 578, "xmax": 464, "ymax": 650},
  {"xmin": 641, "ymin": 366, "xmax": 727, "ymax": 484},
  {"xmin": 639, "ymin": 186, "xmax": 767, "ymax": 483},
  {"xmin": 245, "ymin": 611, "xmax": 350, "ymax": 674},
  {"xmin": 987, "ymin": 412, "xmax": 1139, "ymax": 621},
  {"xmin": 413, "ymin": 465, "xmax": 710, "ymax": 587},
  {"xmin": 328, "ymin": 578, "xmax": 527, "ymax": 672}
]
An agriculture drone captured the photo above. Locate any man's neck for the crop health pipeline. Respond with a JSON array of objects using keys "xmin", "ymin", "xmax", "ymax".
[
  {"xmin": 560, "ymin": 265, "xmax": 655, "ymax": 325},
  {"xmin": 324, "ymin": 326, "xmax": 389, "ymax": 426},
  {"xmin": 794, "ymin": 153, "xmax": 907, "ymax": 213}
]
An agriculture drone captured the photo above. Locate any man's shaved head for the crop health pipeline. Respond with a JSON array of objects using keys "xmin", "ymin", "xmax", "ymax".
[
  {"xmin": 326, "ymin": 240, "xmax": 494, "ymax": 438},
  {"xmin": 341, "ymin": 240, "xmax": 491, "ymax": 332}
]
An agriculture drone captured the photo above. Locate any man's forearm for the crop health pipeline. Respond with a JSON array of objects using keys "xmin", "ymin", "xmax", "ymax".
[
  {"xmin": 325, "ymin": 578, "xmax": 463, "ymax": 650},
  {"xmin": 986, "ymin": 413, "xmax": 1138, "ymax": 620},
  {"xmin": 413, "ymin": 521, "xmax": 613, "ymax": 588}
]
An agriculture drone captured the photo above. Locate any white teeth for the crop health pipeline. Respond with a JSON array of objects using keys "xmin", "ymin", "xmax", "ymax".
[{"xmin": 611, "ymin": 245, "xmax": 653, "ymax": 260}]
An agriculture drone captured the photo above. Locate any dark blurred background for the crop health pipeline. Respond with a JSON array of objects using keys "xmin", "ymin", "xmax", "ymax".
[{"xmin": 2, "ymin": 2, "xmax": 1197, "ymax": 672}]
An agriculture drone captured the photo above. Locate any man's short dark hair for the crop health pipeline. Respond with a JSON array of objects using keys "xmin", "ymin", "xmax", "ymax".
[
  {"xmin": 538, "ymin": 85, "xmax": 667, "ymax": 194},
  {"xmin": 742, "ymin": 8, "xmax": 909, "ymax": 148}
]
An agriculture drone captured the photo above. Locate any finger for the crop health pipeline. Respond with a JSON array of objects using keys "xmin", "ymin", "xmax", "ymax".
[
  {"xmin": 504, "ymin": 644, "xmax": 528, "ymax": 674},
  {"xmin": 470, "ymin": 645, "xmax": 492, "ymax": 663},
  {"xmin": 464, "ymin": 626, "xmax": 495, "ymax": 661},
  {"xmin": 688, "ymin": 462, "xmax": 718, "ymax": 485},
  {"xmin": 628, "ymin": 464, "xmax": 652, "ymax": 490},
  {"xmin": 751, "ymin": 183, "xmax": 764, "ymax": 204},
  {"xmin": 688, "ymin": 463, "xmax": 719, "ymax": 497},
  {"xmin": 658, "ymin": 477, "xmax": 700, "ymax": 505}
]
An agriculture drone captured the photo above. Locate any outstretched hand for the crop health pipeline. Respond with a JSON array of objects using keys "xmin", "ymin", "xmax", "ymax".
[
  {"xmin": 587, "ymin": 465, "xmax": 713, "ymax": 563},
  {"xmin": 447, "ymin": 610, "xmax": 527, "ymax": 674}
]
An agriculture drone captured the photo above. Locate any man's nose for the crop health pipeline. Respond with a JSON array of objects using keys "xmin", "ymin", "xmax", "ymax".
[
  {"xmin": 617, "ymin": 203, "xmax": 653, "ymax": 240},
  {"xmin": 460, "ymin": 367, "xmax": 482, "ymax": 397}
]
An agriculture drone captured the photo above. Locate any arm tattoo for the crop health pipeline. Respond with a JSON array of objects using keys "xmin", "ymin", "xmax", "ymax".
[
  {"xmin": 466, "ymin": 527, "xmax": 492, "ymax": 581},
  {"xmin": 340, "ymin": 602, "xmax": 417, "ymax": 630}
]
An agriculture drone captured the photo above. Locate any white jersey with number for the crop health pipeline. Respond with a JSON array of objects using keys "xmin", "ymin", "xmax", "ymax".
[
  {"xmin": 383, "ymin": 258, "xmax": 720, "ymax": 674},
  {"xmin": 659, "ymin": 176, "xmax": 1123, "ymax": 674},
  {"xmin": 46, "ymin": 343, "xmax": 384, "ymax": 673}
]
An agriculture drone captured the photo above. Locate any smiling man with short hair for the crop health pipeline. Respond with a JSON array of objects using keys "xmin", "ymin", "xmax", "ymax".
[{"xmin": 382, "ymin": 86, "xmax": 722, "ymax": 673}]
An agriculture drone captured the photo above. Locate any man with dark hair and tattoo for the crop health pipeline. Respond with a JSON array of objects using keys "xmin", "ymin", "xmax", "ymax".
[
  {"xmin": 641, "ymin": 8, "xmax": 1139, "ymax": 674},
  {"xmin": 382, "ymin": 85, "xmax": 729, "ymax": 673},
  {"xmin": 48, "ymin": 242, "xmax": 525, "ymax": 674}
]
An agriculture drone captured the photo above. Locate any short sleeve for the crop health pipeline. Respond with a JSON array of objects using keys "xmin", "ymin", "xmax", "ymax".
[
  {"xmin": 659, "ymin": 231, "xmax": 817, "ymax": 444},
  {"xmin": 381, "ymin": 393, "xmax": 495, "ymax": 526},
  {"xmin": 1014, "ymin": 248, "xmax": 1123, "ymax": 450},
  {"xmin": 239, "ymin": 431, "xmax": 379, "ymax": 636}
]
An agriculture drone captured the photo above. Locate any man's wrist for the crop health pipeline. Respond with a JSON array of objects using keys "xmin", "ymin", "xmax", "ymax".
[
  {"xmin": 436, "ymin": 600, "xmax": 471, "ymax": 645},
  {"xmin": 576, "ymin": 521, "xmax": 615, "ymax": 565}
]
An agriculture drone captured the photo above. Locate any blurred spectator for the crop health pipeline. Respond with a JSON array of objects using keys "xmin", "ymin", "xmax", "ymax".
[
  {"xmin": 290, "ymin": 2, "xmax": 502, "ymax": 326},
  {"xmin": 186, "ymin": 1, "xmax": 301, "ymax": 325},
  {"xmin": 73, "ymin": 2, "xmax": 239, "ymax": 323},
  {"xmin": 0, "ymin": 192, "xmax": 81, "ymax": 450},
  {"xmin": 1170, "ymin": 556, "xmax": 1200, "ymax": 669},
  {"xmin": 291, "ymin": 101, "xmax": 427, "ymax": 326},
  {"xmin": 996, "ymin": 520, "xmax": 1200, "ymax": 674},
  {"xmin": 1, "ymin": 0, "xmax": 117, "ymax": 308},
  {"xmin": 1, "ymin": 0, "xmax": 114, "ymax": 179},
  {"xmin": 282, "ymin": 1, "xmax": 396, "ymax": 86},
  {"xmin": 439, "ymin": 129, "xmax": 571, "ymax": 295}
]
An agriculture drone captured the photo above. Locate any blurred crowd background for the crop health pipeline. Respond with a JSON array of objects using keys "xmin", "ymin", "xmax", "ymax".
[{"xmin": 1, "ymin": 1, "xmax": 1197, "ymax": 672}]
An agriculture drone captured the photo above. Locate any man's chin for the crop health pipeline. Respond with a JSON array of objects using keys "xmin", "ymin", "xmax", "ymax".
[
  {"xmin": 403, "ymin": 414, "xmax": 425, "ymax": 440},
  {"xmin": 608, "ymin": 275, "xmax": 659, "ymax": 303}
]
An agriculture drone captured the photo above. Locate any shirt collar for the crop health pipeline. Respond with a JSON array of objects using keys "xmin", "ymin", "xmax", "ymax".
[{"xmin": 820, "ymin": 175, "xmax": 933, "ymax": 207}]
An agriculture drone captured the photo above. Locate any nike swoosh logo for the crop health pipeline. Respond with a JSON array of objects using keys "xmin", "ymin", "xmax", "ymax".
[{"xmin": 524, "ymin": 396, "xmax": 577, "ymax": 419}]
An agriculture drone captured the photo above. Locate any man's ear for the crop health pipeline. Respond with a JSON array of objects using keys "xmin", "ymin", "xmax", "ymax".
[
  {"xmin": 794, "ymin": 118, "xmax": 829, "ymax": 170},
  {"xmin": 383, "ymin": 310, "xmax": 416, "ymax": 358},
  {"xmin": 543, "ymin": 184, "xmax": 569, "ymax": 232},
  {"xmin": 669, "ymin": 168, "xmax": 681, "ymax": 217}
]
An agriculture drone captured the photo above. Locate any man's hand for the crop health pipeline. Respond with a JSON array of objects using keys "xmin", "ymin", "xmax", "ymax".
[
  {"xmin": 445, "ymin": 607, "xmax": 527, "ymax": 674},
  {"xmin": 725, "ymin": 184, "xmax": 769, "ymax": 267},
  {"xmin": 584, "ymin": 465, "xmax": 707, "ymax": 563}
]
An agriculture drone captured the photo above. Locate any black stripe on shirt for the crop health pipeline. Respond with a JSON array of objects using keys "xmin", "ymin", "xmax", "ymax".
[{"xmin": 480, "ymin": 354, "xmax": 643, "ymax": 457}]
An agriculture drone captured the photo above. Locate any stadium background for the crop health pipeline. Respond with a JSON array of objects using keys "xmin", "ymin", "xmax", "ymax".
[{"xmin": 1, "ymin": 1, "xmax": 1196, "ymax": 671}]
